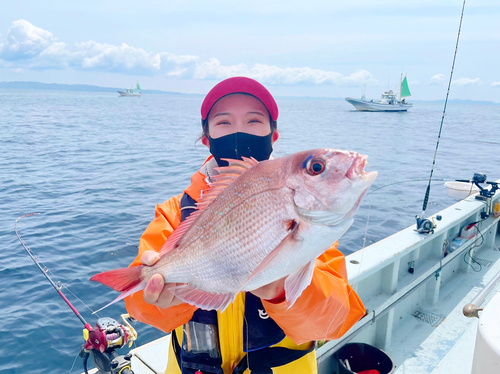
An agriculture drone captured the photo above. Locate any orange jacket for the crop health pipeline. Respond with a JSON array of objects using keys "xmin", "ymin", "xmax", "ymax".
[{"xmin": 124, "ymin": 159, "xmax": 366, "ymax": 345}]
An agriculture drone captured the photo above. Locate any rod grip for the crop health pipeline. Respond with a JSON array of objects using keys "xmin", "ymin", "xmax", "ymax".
[{"xmin": 422, "ymin": 185, "xmax": 430, "ymax": 212}]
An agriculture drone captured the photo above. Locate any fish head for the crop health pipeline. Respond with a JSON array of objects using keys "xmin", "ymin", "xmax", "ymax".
[{"xmin": 287, "ymin": 149, "xmax": 377, "ymax": 226}]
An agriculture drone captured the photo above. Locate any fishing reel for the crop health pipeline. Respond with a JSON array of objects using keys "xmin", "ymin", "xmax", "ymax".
[
  {"xmin": 81, "ymin": 314, "xmax": 137, "ymax": 374},
  {"xmin": 456, "ymin": 173, "xmax": 499, "ymax": 219},
  {"xmin": 415, "ymin": 215, "xmax": 442, "ymax": 235},
  {"xmin": 457, "ymin": 173, "xmax": 499, "ymax": 200}
]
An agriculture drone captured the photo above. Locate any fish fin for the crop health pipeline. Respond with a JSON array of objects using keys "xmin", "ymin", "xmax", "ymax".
[
  {"xmin": 204, "ymin": 157, "xmax": 258, "ymax": 196},
  {"xmin": 92, "ymin": 280, "xmax": 147, "ymax": 314},
  {"xmin": 92, "ymin": 280, "xmax": 148, "ymax": 314},
  {"xmin": 159, "ymin": 194, "xmax": 211, "ymax": 256},
  {"xmin": 159, "ymin": 157, "xmax": 259, "ymax": 257},
  {"xmin": 284, "ymin": 260, "xmax": 315, "ymax": 309},
  {"xmin": 90, "ymin": 266, "xmax": 143, "ymax": 292},
  {"xmin": 171, "ymin": 284, "xmax": 235, "ymax": 312},
  {"xmin": 215, "ymin": 157, "xmax": 259, "ymax": 175},
  {"xmin": 239, "ymin": 220, "xmax": 301, "ymax": 293},
  {"xmin": 159, "ymin": 213, "xmax": 198, "ymax": 257}
]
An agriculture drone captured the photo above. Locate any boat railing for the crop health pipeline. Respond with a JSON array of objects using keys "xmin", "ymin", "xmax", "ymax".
[
  {"xmin": 317, "ymin": 179, "xmax": 500, "ymax": 369},
  {"xmin": 463, "ymin": 267, "xmax": 500, "ymax": 318}
]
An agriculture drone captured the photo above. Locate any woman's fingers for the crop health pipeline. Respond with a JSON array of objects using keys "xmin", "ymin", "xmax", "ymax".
[
  {"xmin": 140, "ymin": 251, "xmax": 184, "ymax": 308},
  {"xmin": 143, "ymin": 274, "xmax": 184, "ymax": 309},
  {"xmin": 143, "ymin": 274, "xmax": 165, "ymax": 304},
  {"xmin": 250, "ymin": 277, "xmax": 286, "ymax": 302},
  {"xmin": 141, "ymin": 250, "xmax": 160, "ymax": 266}
]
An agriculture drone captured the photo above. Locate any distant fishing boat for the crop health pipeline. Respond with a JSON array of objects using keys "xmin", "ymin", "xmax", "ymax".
[
  {"xmin": 345, "ymin": 75, "xmax": 412, "ymax": 112},
  {"xmin": 118, "ymin": 83, "xmax": 141, "ymax": 97}
]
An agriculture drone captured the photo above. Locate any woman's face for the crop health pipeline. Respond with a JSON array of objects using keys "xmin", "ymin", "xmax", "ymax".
[{"xmin": 203, "ymin": 94, "xmax": 278, "ymax": 146}]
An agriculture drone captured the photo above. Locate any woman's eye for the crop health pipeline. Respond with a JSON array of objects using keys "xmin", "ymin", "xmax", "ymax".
[{"xmin": 306, "ymin": 159, "xmax": 326, "ymax": 175}]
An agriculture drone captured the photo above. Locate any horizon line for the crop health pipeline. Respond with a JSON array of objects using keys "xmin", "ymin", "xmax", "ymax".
[{"xmin": 0, "ymin": 80, "xmax": 498, "ymax": 105}]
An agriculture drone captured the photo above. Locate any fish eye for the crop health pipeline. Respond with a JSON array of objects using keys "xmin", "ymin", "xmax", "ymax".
[{"xmin": 306, "ymin": 158, "xmax": 326, "ymax": 175}]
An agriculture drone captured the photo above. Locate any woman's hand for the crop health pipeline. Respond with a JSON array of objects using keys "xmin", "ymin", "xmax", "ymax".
[
  {"xmin": 250, "ymin": 277, "xmax": 286, "ymax": 303},
  {"xmin": 141, "ymin": 251, "xmax": 184, "ymax": 309}
]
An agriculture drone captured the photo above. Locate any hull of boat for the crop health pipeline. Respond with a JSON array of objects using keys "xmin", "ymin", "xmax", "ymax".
[
  {"xmin": 345, "ymin": 97, "xmax": 412, "ymax": 112},
  {"xmin": 117, "ymin": 91, "xmax": 141, "ymax": 97}
]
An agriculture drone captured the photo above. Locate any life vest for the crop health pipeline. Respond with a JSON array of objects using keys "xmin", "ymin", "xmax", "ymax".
[{"xmin": 165, "ymin": 193, "xmax": 316, "ymax": 374}]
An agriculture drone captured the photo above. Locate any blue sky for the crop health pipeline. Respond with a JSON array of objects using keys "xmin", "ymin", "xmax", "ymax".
[{"xmin": 1, "ymin": 0, "xmax": 499, "ymax": 101}]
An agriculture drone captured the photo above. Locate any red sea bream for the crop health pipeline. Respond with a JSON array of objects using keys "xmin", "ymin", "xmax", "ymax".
[{"xmin": 91, "ymin": 149, "xmax": 377, "ymax": 311}]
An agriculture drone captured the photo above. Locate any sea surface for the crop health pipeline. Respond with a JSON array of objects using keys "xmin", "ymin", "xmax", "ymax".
[{"xmin": 1, "ymin": 89, "xmax": 499, "ymax": 373}]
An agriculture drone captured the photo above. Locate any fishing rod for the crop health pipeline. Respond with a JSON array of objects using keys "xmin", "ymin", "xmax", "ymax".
[
  {"xmin": 417, "ymin": 0, "xmax": 467, "ymax": 234},
  {"xmin": 15, "ymin": 213, "xmax": 92, "ymax": 328},
  {"xmin": 15, "ymin": 213, "xmax": 138, "ymax": 374}
]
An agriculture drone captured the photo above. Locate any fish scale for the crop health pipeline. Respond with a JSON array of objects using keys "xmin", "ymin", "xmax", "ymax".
[{"xmin": 152, "ymin": 185, "xmax": 291, "ymax": 293}]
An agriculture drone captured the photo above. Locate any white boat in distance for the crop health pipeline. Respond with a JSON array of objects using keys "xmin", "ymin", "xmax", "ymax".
[
  {"xmin": 118, "ymin": 83, "xmax": 141, "ymax": 97},
  {"xmin": 346, "ymin": 75, "xmax": 412, "ymax": 112}
]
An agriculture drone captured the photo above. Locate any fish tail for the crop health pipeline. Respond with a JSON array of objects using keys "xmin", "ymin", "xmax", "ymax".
[{"xmin": 90, "ymin": 266, "xmax": 143, "ymax": 292}]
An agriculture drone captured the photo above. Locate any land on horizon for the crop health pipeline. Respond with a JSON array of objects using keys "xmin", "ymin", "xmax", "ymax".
[{"xmin": 1, "ymin": 81, "xmax": 498, "ymax": 105}]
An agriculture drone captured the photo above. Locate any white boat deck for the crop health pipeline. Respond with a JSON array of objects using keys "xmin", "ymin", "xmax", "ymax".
[
  {"xmin": 391, "ymin": 239, "xmax": 500, "ymax": 374},
  {"xmin": 130, "ymin": 336, "xmax": 170, "ymax": 374}
]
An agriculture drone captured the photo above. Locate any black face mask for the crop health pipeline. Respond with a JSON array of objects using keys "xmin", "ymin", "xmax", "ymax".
[{"xmin": 208, "ymin": 132, "xmax": 273, "ymax": 167}]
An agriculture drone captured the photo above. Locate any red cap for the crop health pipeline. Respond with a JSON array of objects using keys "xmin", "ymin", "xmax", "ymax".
[{"xmin": 201, "ymin": 77, "xmax": 279, "ymax": 121}]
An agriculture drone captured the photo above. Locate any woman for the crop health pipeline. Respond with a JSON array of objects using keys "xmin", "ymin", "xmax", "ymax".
[{"xmin": 124, "ymin": 77, "xmax": 365, "ymax": 374}]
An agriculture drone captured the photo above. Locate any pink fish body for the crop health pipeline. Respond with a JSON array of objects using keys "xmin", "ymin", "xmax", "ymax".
[{"xmin": 91, "ymin": 149, "xmax": 377, "ymax": 311}]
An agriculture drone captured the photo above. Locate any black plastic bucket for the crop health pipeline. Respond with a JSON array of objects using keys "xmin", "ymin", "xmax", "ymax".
[{"xmin": 332, "ymin": 343, "xmax": 395, "ymax": 374}]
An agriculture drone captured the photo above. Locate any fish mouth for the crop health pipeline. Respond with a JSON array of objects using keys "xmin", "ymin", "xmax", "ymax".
[
  {"xmin": 296, "ymin": 206, "xmax": 351, "ymax": 227},
  {"xmin": 347, "ymin": 154, "xmax": 366, "ymax": 179},
  {"xmin": 347, "ymin": 155, "xmax": 377, "ymax": 184}
]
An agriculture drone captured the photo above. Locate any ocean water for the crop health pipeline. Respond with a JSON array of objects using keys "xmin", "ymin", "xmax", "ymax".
[{"xmin": 1, "ymin": 89, "xmax": 499, "ymax": 373}]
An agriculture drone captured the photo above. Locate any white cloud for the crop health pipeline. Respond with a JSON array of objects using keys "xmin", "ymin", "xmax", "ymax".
[
  {"xmin": 11, "ymin": 68, "xmax": 23, "ymax": 73},
  {"xmin": 194, "ymin": 58, "xmax": 374, "ymax": 86},
  {"xmin": 0, "ymin": 20, "xmax": 56, "ymax": 61},
  {"xmin": 452, "ymin": 78, "xmax": 481, "ymax": 86},
  {"xmin": 491, "ymin": 81, "xmax": 500, "ymax": 87},
  {"xmin": 0, "ymin": 20, "xmax": 199, "ymax": 75},
  {"xmin": 429, "ymin": 75, "xmax": 482, "ymax": 87},
  {"xmin": 0, "ymin": 20, "xmax": 374, "ymax": 86},
  {"xmin": 429, "ymin": 74, "xmax": 445, "ymax": 85}
]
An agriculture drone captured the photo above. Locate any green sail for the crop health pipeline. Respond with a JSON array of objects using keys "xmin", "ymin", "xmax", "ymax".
[
  {"xmin": 400, "ymin": 76, "xmax": 411, "ymax": 97},
  {"xmin": 137, "ymin": 83, "xmax": 141, "ymax": 91}
]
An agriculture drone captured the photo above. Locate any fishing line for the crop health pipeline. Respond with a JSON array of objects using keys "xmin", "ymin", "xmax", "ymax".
[
  {"xmin": 15, "ymin": 213, "xmax": 97, "ymax": 324},
  {"xmin": 68, "ymin": 351, "xmax": 81, "ymax": 374},
  {"xmin": 421, "ymin": 0, "xmax": 467, "ymax": 214},
  {"xmin": 62, "ymin": 284, "xmax": 100, "ymax": 318},
  {"xmin": 323, "ymin": 175, "xmax": 455, "ymax": 340},
  {"xmin": 322, "ymin": 200, "xmax": 373, "ymax": 340},
  {"xmin": 368, "ymin": 178, "xmax": 446, "ymax": 195}
]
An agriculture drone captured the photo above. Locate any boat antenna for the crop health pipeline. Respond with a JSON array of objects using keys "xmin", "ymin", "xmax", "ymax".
[{"xmin": 421, "ymin": 0, "xmax": 466, "ymax": 214}]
